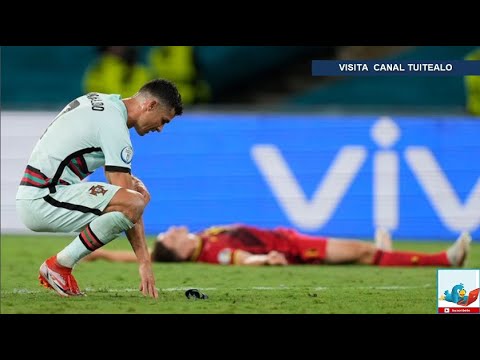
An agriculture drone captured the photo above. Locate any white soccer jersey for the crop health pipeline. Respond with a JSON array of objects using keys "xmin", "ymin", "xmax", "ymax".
[{"xmin": 16, "ymin": 93, "xmax": 133, "ymax": 200}]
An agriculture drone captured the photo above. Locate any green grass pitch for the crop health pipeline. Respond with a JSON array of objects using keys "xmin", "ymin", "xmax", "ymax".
[{"xmin": 1, "ymin": 234, "xmax": 479, "ymax": 314}]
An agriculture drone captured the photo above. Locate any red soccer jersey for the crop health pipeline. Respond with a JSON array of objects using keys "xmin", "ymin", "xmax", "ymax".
[{"xmin": 193, "ymin": 224, "xmax": 328, "ymax": 265}]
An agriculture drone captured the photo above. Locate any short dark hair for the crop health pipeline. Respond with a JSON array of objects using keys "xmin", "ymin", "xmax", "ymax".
[
  {"xmin": 139, "ymin": 79, "xmax": 183, "ymax": 116},
  {"xmin": 151, "ymin": 241, "xmax": 183, "ymax": 262}
]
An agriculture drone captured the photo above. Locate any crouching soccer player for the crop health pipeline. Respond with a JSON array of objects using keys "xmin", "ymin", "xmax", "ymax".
[{"xmin": 15, "ymin": 79, "xmax": 183, "ymax": 298}]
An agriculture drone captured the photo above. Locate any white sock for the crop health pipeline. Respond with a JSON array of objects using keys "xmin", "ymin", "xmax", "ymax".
[
  {"xmin": 57, "ymin": 211, "xmax": 134, "ymax": 268},
  {"xmin": 446, "ymin": 232, "xmax": 472, "ymax": 267},
  {"xmin": 374, "ymin": 228, "xmax": 392, "ymax": 251}
]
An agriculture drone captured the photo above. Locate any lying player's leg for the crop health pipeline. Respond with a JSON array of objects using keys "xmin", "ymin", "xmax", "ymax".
[
  {"xmin": 324, "ymin": 238, "xmax": 377, "ymax": 264},
  {"xmin": 371, "ymin": 231, "xmax": 471, "ymax": 267},
  {"xmin": 325, "ymin": 231, "xmax": 472, "ymax": 267}
]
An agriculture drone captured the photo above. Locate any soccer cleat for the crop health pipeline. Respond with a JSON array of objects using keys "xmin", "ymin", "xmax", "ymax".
[
  {"xmin": 38, "ymin": 255, "xmax": 85, "ymax": 297},
  {"xmin": 446, "ymin": 232, "xmax": 472, "ymax": 267},
  {"xmin": 374, "ymin": 228, "xmax": 392, "ymax": 251}
]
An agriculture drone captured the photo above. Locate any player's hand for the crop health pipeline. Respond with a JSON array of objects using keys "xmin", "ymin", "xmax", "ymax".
[
  {"xmin": 138, "ymin": 262, "xmax": 158, "ymax": 299},
  {"xmin": 266, "ymin": 251, "xmax": 288, "ymax": 265},
  {"xmin": 132, "ymin": 175, "xmax": 151, "ymax": 204}
]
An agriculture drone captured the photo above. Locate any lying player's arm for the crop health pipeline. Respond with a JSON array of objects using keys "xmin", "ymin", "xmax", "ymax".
[
  {"xmin": 233, "ymin": 250, "xmax": 288, "ymax": 265},
  {"xmin": 83, "ymin": 249, "xmax": 139, "ymax": 262}
]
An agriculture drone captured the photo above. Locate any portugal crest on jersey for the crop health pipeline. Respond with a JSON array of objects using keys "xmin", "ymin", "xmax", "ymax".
[{"xmin": 89, "ymin": 185, "xmax": 108, "ymax": 196}]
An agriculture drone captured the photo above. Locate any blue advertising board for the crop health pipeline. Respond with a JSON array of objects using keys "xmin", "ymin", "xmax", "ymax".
[{"xmin": 89, "ymin": 113, "xmax": 480, "ymax": 240}]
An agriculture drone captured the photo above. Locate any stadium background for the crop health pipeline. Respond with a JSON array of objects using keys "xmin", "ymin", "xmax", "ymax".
[
  {"xmin": 2, "ymin": 45, "xmax": 480, "ymax": 314},
  {"xmin": 2, "ymin": 46, "xmax": 479, "ymax": 241}
]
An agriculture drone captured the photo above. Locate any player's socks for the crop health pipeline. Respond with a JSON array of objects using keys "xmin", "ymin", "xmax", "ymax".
[
  {"xmin": 373, "ymin": 249, "xmax": 450, "ymax": 266},
  {"xmin": 57, "ymin": 211, "xmax": 134, "ymax": 268},
  {"xmin": 372, "ymin": 232, "xmax": 472, "ymax": 267}
]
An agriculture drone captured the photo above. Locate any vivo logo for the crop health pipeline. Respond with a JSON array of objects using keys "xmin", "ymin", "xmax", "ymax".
[{"xmin": 251, "ymin": 117, "xmax": 480, "ymax": 233}]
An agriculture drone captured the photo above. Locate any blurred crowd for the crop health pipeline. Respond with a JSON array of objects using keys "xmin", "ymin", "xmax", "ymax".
[
  {"xmin": 465, "ymin": 47, "xmax": 480, "ymax": 116},
  {"xmin": 83, "ymin": 46, "xmax": 211, "ymax": 106},
  {"xmin": 2, "ymin": 46, "xmax": 479, "ymax": 115}
]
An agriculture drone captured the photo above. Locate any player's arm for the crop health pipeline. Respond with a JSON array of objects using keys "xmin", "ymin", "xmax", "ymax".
[
  {"xmin": 105, "ymin": 170, "xmax": 150, "ymax": 203},
  {"xmin": 105, "ymin": 170, "xmax": 155, "ymax": 296},
  {"xmin": 97, "ymin": 115, "xmax": 156, "ymax": 297},
  {"xmin": 105, "ymin": 170, "xmax": 149, "ymax": 259},
  {"xmin": 105, "ymin": 170, "xmax": 134, "ymax": 190},
  {"xmin": 106, "ymin": 172, "xmax": 151, "ymax": 263},
  {"xmin": 131, "ymin": 174, "xmax": 151, "ymax": 204},
  {"xmin": 233, "ymin": 249, "xmax": 288, "ymax": 265}
]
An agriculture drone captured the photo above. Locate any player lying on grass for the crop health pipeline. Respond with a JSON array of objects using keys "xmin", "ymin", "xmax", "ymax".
[{"xmin": 84, "ymin": 224, "xmax": 472, "ymax": 267}]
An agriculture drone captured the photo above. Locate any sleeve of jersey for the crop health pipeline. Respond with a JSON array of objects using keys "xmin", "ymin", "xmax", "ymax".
[{"xmin": 98, "ymin": 113, "xmax": 133, "ymax": 174}]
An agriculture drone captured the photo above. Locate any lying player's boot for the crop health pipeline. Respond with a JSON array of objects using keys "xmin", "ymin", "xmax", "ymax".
[
  {"xmin": 374, "ymin": 228, "xmax": 392, "ymax": 251},
  {"xmin": 39, "ymin": 255, "xmax": 85, "ymax": 297},
  {"xmin": 446, "ymin": 232, "xmax": 472, "ymax": 267}
]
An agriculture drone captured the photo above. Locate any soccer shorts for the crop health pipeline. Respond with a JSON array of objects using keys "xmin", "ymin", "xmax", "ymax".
[
  {"xmin": 16, "ymin": 182, "xmax": 121, "ymax": 233},
  {"xmin": 275, "ymin": 227, "xmax": 328, "ymax": 264}
]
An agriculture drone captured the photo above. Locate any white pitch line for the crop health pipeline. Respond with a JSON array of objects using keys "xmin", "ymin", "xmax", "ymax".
[
  {"xmin": 354, "ymin": 284, "xmax": 432, "ymax": 290},
  {"xmin": 157, "ymin": 287, "xmax": 218, "ymax": 292},
  {"xmin": 252, "ymin": 286, "xmax": 290, "ymax": 290},
  {"xmin": 11, "ymin": 288, "xmax": 41, "ymax": 294},
  {"xmin": 4, "ymin": 284, "xmax": 431, "ymax": 295}
]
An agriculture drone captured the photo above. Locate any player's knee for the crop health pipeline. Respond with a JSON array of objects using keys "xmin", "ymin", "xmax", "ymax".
[{"xmin": 120, "ymin": 192, "xmax": 145, "ymax": 223}]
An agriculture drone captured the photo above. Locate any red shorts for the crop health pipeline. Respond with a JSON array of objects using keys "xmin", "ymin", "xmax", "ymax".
[{"xmin": 275, "ymin": 227, "xmax": 328, "ymax": 264}]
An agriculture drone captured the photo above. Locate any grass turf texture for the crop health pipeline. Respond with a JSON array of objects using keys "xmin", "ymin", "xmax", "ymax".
[{"xmin": 1, "ymin": 234, "xmax": 479, "ymax": 314}]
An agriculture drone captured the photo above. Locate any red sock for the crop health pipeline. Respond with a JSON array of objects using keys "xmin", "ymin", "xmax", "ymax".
[{"xmin": 372, "ymin": 250, "xmax": 450, "ymax": 266}]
